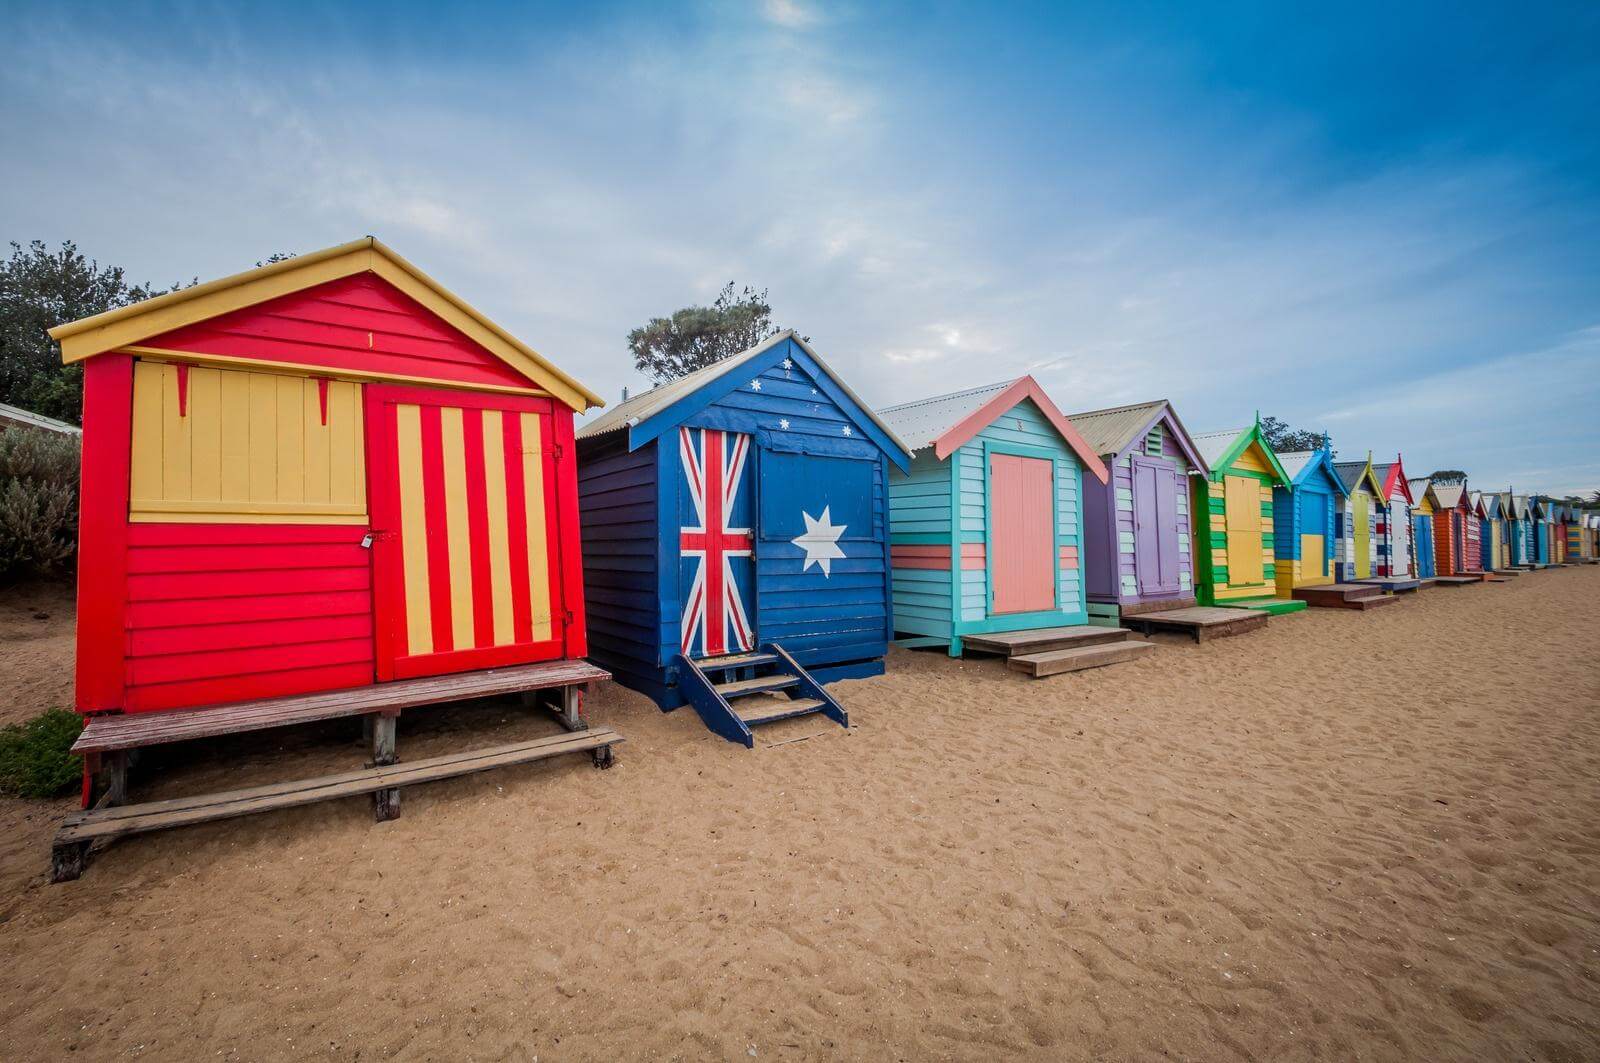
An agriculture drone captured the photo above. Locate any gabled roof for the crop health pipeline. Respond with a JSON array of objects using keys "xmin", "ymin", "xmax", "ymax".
[
  {"xmin": 1275, "ymin": 448, "xmax": 1349, "ymax": 496},
  {"xmin": 1065, "ymin": 398, "xmax": 1208, "ymax": 474},
  {"xmin": 1506, "ymin": 495, "xmax": 1529, "ymax": 519},
  {"xmin": 47, "ymin": 237, "xmax": 604, "ymax": 412},
  {"xmin": 1432, "ymin": 483, "xmax": 1471, "ymax": 510},
  {"xmin": 576, "ymin": 331, "xmax": 911, "ymax": 470},
  {"xmin": 1192, "ymin": 424, "xmax": 1291, "ymax": 487},
  {"xmin": 1468, "ymin": 491, "xmax": 1487, "ymax": 517},
  {"xmin": 1372, "ymin": 456, "xmax": 1414, "ymax": 504},
  {"xmin": 877, "ymin": 376, "xmax": 1108, "ymax": 483},
  {"xmin": 1332, "ymin": 455, "xmax": 1387, "ymax": 501},
  {"xmin": 1409, "ymin": 478, "xmax": 1443, "ymax": 511},
  {"xmin": 1477, "ymin": 491, "xmax": 1502, "ymax": 519}
]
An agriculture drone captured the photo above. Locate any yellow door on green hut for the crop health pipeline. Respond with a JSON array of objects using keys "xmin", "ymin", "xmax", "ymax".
[
  {"xmin": 1353, "ymin": 492, "xmax": 1370, "ymax": 579},
  {"xmin": 1223, "ymin": 475, "xmax": 1263, "ymax": 585}
]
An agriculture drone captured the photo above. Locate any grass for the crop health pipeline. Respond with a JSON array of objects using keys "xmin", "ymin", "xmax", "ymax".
[{"xmin": 0, "ymin": 708, "xmax": 84, "ymax": 798}]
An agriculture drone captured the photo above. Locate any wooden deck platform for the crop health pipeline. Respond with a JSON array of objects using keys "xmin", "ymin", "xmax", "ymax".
[
  {"xmin": 1291, "ymin": 583, "xmax": 1400, "ymax": 611},
  {"xmin": 73, "ymin": 659, "xmax": 610, "ymax": 755},
  {"xmin": 1354, "ymin": 577, "xmax": 1424, "ymax": 593},
  {"xmin": 1430, "ymin": 575, "xmax": 1484, "ymax": 587},
  {"xmin": 964, "ymin": 625, "xmax": 1156, "ymax": 678},
  {"xmin": 1222, "ymin": 597, "xmax": 1308, "ymax": 616},
  {"xmin": 1121, "ymin": 607, "xmax": 1268, "ymax": 643},
  {"xmin": 53, "ymin": 659, "xmax": 617, "ymax": 882}
]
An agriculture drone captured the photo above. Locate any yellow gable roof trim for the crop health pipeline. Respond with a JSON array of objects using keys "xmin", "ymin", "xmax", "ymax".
[{"xmin": 48, "ymin": 237, "xmax": 604, "ymax": 413}]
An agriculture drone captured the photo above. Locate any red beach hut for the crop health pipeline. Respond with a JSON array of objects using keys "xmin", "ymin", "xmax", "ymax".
[{"xmin": 47, "ymin": 238, "xmax": 618, "ymax": 878}]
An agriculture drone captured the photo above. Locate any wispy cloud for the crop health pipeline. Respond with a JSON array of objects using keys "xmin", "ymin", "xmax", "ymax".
[{"xmin": 0, "ymin": 3, "xmax": 1594, "ymax": 494}]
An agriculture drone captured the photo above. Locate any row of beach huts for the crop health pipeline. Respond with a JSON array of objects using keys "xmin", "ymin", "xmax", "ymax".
[{"xmin": 40, "ymin": 240, "xmax": 1598, "ymax": 878}]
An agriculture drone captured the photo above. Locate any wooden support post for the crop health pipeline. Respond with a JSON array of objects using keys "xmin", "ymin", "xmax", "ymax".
[
  {"xmin": 102, "ymin": 751, "xmax": 129, "ymax": 806},
  {"xmin": 51, "ymin": 840, "xmax": 90, "ymax": 883},
  {"xmin": 370, "ymin": 712, "xmax": 400, "ymax": 822}
]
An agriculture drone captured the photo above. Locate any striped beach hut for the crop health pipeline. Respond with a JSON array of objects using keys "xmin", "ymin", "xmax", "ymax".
[
  {"xmin": 1408, "ymin": 478, "xmax": 1441, "ymax": 579},
  {"xmin": 1372, "ymin": 457, "xmax": 1417, "ymax": 580},
  {"xmin": 1475, "ymin": 491, "xmax": 1502, "ymax": 572},
  {"xmin": 1190, "ymin": 423, "xmax": 1298, "ymax": 612},
  {"xmin": 1271, "ymin": 445, "xmax": 1348, "ymax": 596},
  {"xmin": 1529, "ymin": 497, "xmax": 1551, "ymax": 565},
  {"xmin": 1431, "ymin": 483, "xmax": 1481, "ymax": 575},
  {"xmin": 878, "ymin": 377, "xmax": 1108, "ymax": 658},
  {"xmin": 1067, "ymin": 399, "xmax": 1209, "ymax": 624},
  {"xmin": 574, "ymin": 331, "xmax": 910, "ymax": 746},
  {"xmin": 1506, "ymin": 495, "xmax": 1534, "ymax": 567},
  {"xmin": 1333, "ymin": 454, "xmax": 1388, "ymax": 581}
]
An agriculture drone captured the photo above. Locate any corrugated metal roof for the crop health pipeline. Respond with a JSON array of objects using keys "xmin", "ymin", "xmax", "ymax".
[
  {"xmin": 0, "ymin": 402, "xmax": 80, "ymax": 435},
  {"xmin": 1063, "ymin": 400, "xmax": 1166, "ymax": 458},
  {"xmin": 875, "ymin": 379, "xmax": 1016, "ymax": 453},
  {"xmin": 1276, "ymin": 450, "xmax": 1314, "ymax": 482},
  {"xmin": 1332, "ymin": 460, "xmax": 1369, "ymax": 493},
  {"xmin": 576, "ymin": 332, "xmax": 789, "ymax": 440},
  {"xmin": 1192, "ymin": 428, "xmax": 1248, "ymax": 469},
  {"xmin": 1433, "ymin": 483, "xmax": 1467, "ymax": 509},
  {"xmin": 575, "ymin": 331, "xmax": 908, "ymax": 456}
]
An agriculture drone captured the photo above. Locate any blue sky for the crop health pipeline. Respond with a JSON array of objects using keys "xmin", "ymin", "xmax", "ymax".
[{"xmin": 3, "ymin": 1, "xmax": 1597, "ymax": 494}]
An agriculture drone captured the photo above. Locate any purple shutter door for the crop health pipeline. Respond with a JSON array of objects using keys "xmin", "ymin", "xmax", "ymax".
[
  {"xmin": 1154, "ymin": 466, "xmax": 1181, "ymax": 592},
  {"xmin": 1132, "ymin": 458, "xmax": 1160, "ymax": 594}
]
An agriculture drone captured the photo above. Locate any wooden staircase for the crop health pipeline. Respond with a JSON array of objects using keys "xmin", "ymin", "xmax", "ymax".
[
  {"xmin": 677, "ymin": 643, "xmax": 848, "ymax": 748},
  {"xmin": 963, "ymin": 625, "xmax": 1157, "ymax": 679},
  {"xmin": 1291, "ymin": 583, "xmax": 1401, "ymax": 610}
]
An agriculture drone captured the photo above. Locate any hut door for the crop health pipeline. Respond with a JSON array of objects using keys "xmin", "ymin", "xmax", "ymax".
[
  {"xmin": 1353, "ymin": 492, "xmax": 1371, "ymax": 579},
  {"xmin": 1389, "ymin": 499, "xmax": 1412, "ymax": 576},
  {"xmin": 989, "ymin": 453, "xmax": 1056, "ymax": 614},
  {"xmin": 365, "ymin": 386, "xmax": 567, "ymax": 681},
  {"xmin": 677, "ymin": 427, "xmax": 757, "ymax": 659},
  {"xmin": 1131, "ymin": 456, "xmax": 1179, "ymax": 594},
  {"xmin": 1299, "ymin": 491, "xmax": 1328, "ymax": 580},
  {"xmin": 1223, "ymin": 475, "xmax": 1264, "ymax": 586}
]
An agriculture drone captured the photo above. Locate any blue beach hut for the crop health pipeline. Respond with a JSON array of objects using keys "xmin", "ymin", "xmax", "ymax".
[
  {"xmin": 575, "ymin": 331, "xmax": 911, "ymax": 747},
  {"xmin": 1272, "ymin": 443, "xmax": 1349, "ymax": 596}
]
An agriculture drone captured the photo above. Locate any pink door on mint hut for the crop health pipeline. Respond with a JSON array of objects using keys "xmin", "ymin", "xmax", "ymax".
[{"xmin": 989, "ymin": 453, "xmax": 1056, "ymax": 614}]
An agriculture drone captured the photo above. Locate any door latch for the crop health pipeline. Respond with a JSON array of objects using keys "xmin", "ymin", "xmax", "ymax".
[{"xmin": 360, "ymin": 530, "xmax": 392, "ymax": 549}]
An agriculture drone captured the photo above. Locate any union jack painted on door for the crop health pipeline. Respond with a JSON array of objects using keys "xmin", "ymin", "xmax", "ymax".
[{"xmin": 679, "ymin": 427, "xmax": 756, "ymax": 658}]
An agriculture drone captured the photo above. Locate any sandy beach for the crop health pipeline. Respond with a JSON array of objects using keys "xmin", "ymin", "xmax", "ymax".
[{"xmin": 1, "ymin": 569, "xmax": 1596, "ymax": 1061}]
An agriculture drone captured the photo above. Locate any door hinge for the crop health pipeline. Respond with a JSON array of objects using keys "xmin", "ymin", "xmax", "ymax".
[
  {"xmin": 551, "ymin": 442, "xmax": 564, "ymax": 461},
  {"xmin": 563, "ymin": 609, "xmax": 575, "ymax": 628}
]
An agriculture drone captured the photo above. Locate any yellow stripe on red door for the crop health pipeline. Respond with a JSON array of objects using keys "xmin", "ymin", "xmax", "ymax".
[
  {"xmin": 520, "ymin": 411, "xmax": 552, "ymax": 642},
  {"xmin": 394, "ymin": 404, "xmax": 433, "ymax": 656}
]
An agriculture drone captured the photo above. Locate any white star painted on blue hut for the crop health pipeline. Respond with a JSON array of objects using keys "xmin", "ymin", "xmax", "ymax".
[
  {"xmin": 792, "ymin": 507, "xmax": 847, "ymax": 577},
  {"xmin": 841, "ymin": 425, "xmax": 852, "ymax": 437},
  {"xmin": 750, "ymin": 379, "xmax": 762, "ymax": 390},
  {"xmin": 778, "ymin": 418, "xmax": 790, "ymax": 430},
  {"xmin": 782, "ymin": 357, "xmax": 793, "ymax": 370}
]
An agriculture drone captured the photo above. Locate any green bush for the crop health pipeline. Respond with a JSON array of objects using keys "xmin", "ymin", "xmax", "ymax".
[
  {"xmin": 0, "ymin": 708, "xmax": 85, "ymax": 798},
  {"xmin": 0, "ymin": 428, "xmax": 80, "ymax": 581}
]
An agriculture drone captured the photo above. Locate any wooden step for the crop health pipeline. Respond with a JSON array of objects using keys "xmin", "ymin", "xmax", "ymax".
[
  {"xmin": 55, "ymin": 728, "xmax": 623, "ymax": 846},
  {"xmin": 733, "ymin": 697, "xmax": 826, "ymax": 726},
  {"xmin": 963, "ymin": 625, "xmax": 1131, "ymax": 656},
  {"xmin": 1007, "ymin": 641, "xmax": 1157, "ymax": 678},
  {"xmin": 1294, "ymin": 583, "xmax": 1388, "ymax": 609},
  {"xmin": 714, "ymin": 675, "xmax": 800, "ymax": 698},
  {"xmin": 696, "ymin": 652, "xmax": 779, "ymax": 671},
  {"xmin": 1121, "ymin": 607, "xmax": 1268, "ymax": 643}
]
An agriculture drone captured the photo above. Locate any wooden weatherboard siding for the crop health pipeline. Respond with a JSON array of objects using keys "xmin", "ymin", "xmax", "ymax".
[
  {"xmin": 1374, "ymin": 459, "xmax": 1416, "ymax": 578},
  {"xmin": 882, "ymin": 379, "xmax": 1107, "ymax": 658},
  {"xmin": 1272, "ymin": 448, "xmax": 1348, "ymax": 596},
  {"xmin": 575, "ymin": 335, "xmax": 910, "ymax": 709},
  {"xmin": 1073, "ymin": 402, "xmax": 1205, "ymax": 615},
  {"xmin": 1191, "ymin": 425, "xmax": 1290, "ymax": 606},
  {"xmin": 58, "ymin": 239, "xmax": 597, "ymax": 717}
]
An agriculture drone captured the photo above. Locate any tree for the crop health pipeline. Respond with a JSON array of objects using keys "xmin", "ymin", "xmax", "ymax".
[
  {"xmin": 627, "ymin": 282, "xmax": 806, "ymax": 383},
  {"xmin": 0, "ymin": 240, "xmax": 190, "ymax": 424},
  {"xmin": 1259, "ymin": 416, "xmax": 1329, "ymax": 454},
  {"xmin": 1427, "ymin": 470, "xmax": 1467, "ymax": 484}
]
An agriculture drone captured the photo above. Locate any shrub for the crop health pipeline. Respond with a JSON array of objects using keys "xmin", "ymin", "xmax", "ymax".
[
  {"xmin": 0, "ymin": 427, "xmax": 80, "ymax": 581},
  {"xmin": 0, "ymin": 708, "xmax": 85, "ymax": 798}
]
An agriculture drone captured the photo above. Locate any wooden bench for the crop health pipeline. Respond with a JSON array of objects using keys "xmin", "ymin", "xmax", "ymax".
[{"xmin": 53, "ymin": 659, "xmax": 616, "ymax": 882}]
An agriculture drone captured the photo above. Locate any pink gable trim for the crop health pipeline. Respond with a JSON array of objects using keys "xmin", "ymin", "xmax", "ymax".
[{"xmin": 932, "ymin": 376, "xmax": 1110, "ymax": 484}]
